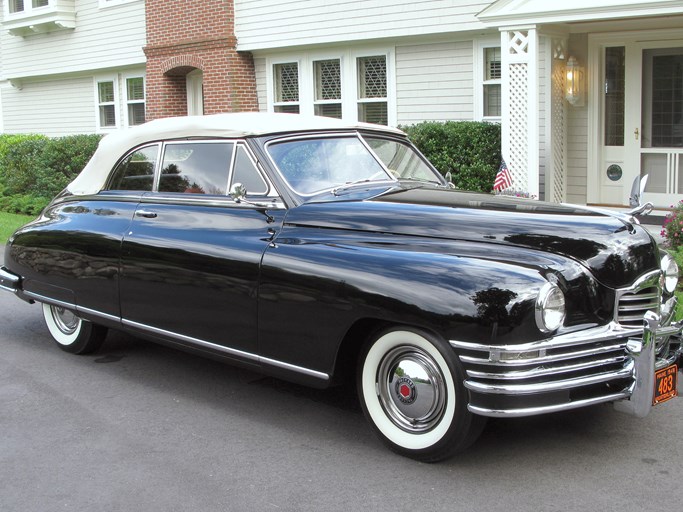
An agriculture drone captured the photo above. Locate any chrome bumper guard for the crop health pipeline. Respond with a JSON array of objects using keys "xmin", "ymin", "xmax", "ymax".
[
  {"xmin": 450, "ymin": 310, "xmax": 683, "ymax": 419},
  {"xmin": 0, "ymin": 266, "xmax": 20, "ymax": 294}
]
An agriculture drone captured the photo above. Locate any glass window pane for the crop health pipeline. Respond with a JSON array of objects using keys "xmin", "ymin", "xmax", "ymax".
[
  {"xmin": 364, "ymin": 136, "xmax": 440, "ymax": 182},
  {"xmin": 315, "ymin": 60, "xmax": 341, "ymax": 101},
  {"xmin": 274, "ymin": 104, "xmax": 300, "ymax": 114},
  {"xmin": 274, "ymin": 63, "xmax": 299, "ymax": 103},
  {"xmin": 99, "ymin": 105, "xmax": 116, "ymax": 127},
  {"xmin": 483, "ymin": 84, "xmax": 501, "ymax": 117},
  {"xmin": 127, "ymin": 77, "xmax": 144, "ymax": 101},
  {"xmin": 33, "ymin": 0, "xmax": 49, "ymax": 7},
  {"xmin": 649, "ymin": 52, "xmax": 683, "ymax": 148},
  {"xmin": 268, "ymin": 137, "xmax": 386, "ymax": 195},
  {"xmin": 98, "ymin": 81, "xmax": 114, "ymax": 104},
  {"xmin": 358, "ymin": 56, "xmax": 387, "ymax": 99},
  {"xmin": 128, "ymin": 103, "xmax": 145, "ymax": 126},
  {"xmin": 108, "ymin": 145, "xmax": 158, "ymax": 191},
  {"xmin": 485, "ymin": 48, "xmax": 501, "ymax": 80},
  {"xmin": 231, "ymin": 146, "xmax": 268, "ymax": 195},
  {"xmin": 604, "ymin": 46, "xmax": 625, "ymax": 147},
  {"xmin": 358, "ymin": 102, "xmax": 387, "ymax": 125},
  {"xmin": 159, "ymin": 143, "xmax": 234, "ymax": 195},
  {"xmin": 314, "ymin": 103, "xmax": 342, "ymax": 119},
  {"xmin": 10, "ymin": 0, "xmax": 24, "ymax": 13}
]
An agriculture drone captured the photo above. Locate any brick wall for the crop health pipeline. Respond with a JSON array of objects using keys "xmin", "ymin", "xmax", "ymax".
[{"xmin": 143, "ymin": 0, "xmax": 258, "ymax": 120}]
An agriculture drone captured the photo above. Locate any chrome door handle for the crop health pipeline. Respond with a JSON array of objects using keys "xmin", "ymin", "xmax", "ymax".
[{"xmin": 136, "ymin": 210, "xmax": 158, "ymax": 219}]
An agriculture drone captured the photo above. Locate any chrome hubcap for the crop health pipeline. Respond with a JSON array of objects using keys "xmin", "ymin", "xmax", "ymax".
[
  {"xmin": 51, "ymin": 306, "xmax": 79, "ymax": 335},
  {"xmin": 377, "ymin": 346, "xmax": 447, "ymax": 433}
]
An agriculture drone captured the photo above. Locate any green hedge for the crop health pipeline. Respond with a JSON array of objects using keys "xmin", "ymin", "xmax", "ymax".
[
  {"xmin": 0, "ymin": 133, "xmax": 102, "ymax": 215},
  {"xmin": 402, "ymin": 121, "xmax": 501, "ymax": 193}
]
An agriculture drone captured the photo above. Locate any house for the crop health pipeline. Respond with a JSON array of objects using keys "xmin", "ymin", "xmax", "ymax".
[{"xmin": 1, "ymin": 0, "xmax": 682, "ymax": 210}]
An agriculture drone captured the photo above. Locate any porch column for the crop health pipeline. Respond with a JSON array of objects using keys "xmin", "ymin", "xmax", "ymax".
[
  {"xmin": 546, "ymin": 34, "xmax": 569, "ymax": 203},
  {"xmin": 500, "ymin": 26, "xmax": 539, "ymax": 197}
]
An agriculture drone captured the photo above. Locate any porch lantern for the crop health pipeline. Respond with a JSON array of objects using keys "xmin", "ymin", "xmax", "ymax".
[{"xmin": 565, "ymin": 56, "xmax": 585, "ymax": 106}]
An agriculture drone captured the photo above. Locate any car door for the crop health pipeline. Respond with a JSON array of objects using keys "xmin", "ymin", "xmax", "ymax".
[{"xmin": 119, "ymin": 140, "xmax": 282, "ymax": 357}]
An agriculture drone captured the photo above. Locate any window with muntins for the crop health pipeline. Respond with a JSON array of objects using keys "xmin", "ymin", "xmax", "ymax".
[
  {"xmin": 314, "ymin": 59, "xmax": 342, "ymax": 119},
  {"xmin": 98, "ymin": 81, "xmax": 117, "ymax": 128},
  {"xmin": 274, "ymin": 62, "xmax": 300, "ymax": 114},
  {"xmin": 357, "ymin": 56, "xmax": 388, "ymax": 125},
  {"xmin": 126, "ymin": 77, "xmax": 146, "ymax": 126},
  {"xmin": 483, "ymin": 47, "xmax": 501, "ymax": 119}
]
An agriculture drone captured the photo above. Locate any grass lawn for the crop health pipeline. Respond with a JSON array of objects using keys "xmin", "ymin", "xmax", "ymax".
[{"xmin": 0, "ymin": 211, "xmax": 32, "ymax": 244}]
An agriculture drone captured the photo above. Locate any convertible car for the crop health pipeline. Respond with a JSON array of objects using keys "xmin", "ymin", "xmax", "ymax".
[{"xmin": 1, "ymin": 113, "xmax": 681, "ymax": 462}]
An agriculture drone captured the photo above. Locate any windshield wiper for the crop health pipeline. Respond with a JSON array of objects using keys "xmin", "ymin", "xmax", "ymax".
[{"xmin": 332, "ymin": 179, "xmax": 394, "ymax": 196}]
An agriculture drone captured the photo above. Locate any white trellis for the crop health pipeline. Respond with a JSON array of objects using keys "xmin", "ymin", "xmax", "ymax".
[
  {"xmin": 548, "ymin": 36, "xmax": 568, "ymax": 203},
  {"xmin": 501, "ymin": 28, "xmax": 539, "ymax": 197}
]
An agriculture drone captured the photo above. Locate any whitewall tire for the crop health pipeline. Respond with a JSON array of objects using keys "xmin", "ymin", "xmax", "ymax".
[
  {"xmin": 357, "ymin": 327, "xmax": 485, "ymax": 462},
  {"xmin": 42, "ymin": 303, "xmax": 107, "ymax": 355}
]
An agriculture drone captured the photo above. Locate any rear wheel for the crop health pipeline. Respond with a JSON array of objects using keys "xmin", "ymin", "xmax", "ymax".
[
  {"xmin": 42, "ymin": 303, "xmax": 107, "ymax": 355},
  {"xmin": 357, "ymin": 327, "xmax": 485, "ymax": 462}
]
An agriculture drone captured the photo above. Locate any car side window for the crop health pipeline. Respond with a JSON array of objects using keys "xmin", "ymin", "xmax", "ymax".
[
  {"xmin": 230, "ymin": 145, "xmax": 268, "ymax": 196},
  {"xmin": 108, "ymin": 144, "xmax": 159, "ymax": 192},
  {"xmin": 159, "ymin": 142, "xmax": 234, "ymax": 195}
]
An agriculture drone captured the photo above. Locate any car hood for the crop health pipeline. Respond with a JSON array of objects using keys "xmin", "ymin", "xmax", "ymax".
[{"xmin": 285, "ymin": 187, "xmax": 659, "ymax": 289}]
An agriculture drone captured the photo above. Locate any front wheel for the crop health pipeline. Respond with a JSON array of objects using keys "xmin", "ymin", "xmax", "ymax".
[
  {"xmin": 42, "ymin": 303, "xmax": 107, "ymax": 355},
  {"xmin": 357, "ymin": 327, "xmax": 485, "ymax": 462}
]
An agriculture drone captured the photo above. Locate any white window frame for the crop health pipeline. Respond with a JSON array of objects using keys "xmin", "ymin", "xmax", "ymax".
[
  {"xmin": 474, "ymin": 38, "xmax": 502, "ymax": 123},
  {"xmin": 123, "ymin": 74, "xmax": 146, "ymax": 127},
  {"xmin": 271, "ymin": 60, "xmax": 302, "ymax": 114},
  {"xmin": 5, "ymin": 0, "xmax": 51, "ymax": 16},
  {"xmin": 94, "ymin": 75, "xmax": 120, "ymax": 132},
  {"xmin": 353, "ymin": 52, "xmax": 390, "ymax": 126},
  {"xmin": 312, "ymin": 58, "xmax": 343, "ymax": 119},
  {"xmin": 266, "ymin": 47, "xmax": 396, "ymax": 126}
]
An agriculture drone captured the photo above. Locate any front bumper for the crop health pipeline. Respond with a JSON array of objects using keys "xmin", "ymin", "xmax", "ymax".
[
  {"xmin": 450, "ymin": 311, "xmax": 683, "ymax": 418},
  {"xmin": 0, "ymin": 265, "xmax": 20, "ymax": 294}
]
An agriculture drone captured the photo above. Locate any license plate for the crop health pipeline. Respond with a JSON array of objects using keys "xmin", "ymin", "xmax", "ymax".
[{"xmin": 653, "ymin": 365, "xmax": 678, "ymax": 405}]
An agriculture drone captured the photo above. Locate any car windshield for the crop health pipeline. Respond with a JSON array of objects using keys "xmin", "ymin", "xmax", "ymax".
[
  {"xmin": 363, "ymin": 136, "xmax": 441, "ymax": 184},
  {"xmin": 267, "ymin": 136, "xmax": 391, "ymax": 195}
]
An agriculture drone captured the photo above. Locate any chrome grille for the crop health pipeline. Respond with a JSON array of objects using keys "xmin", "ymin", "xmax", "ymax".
[{"xmin": 615, "ymin": 271, "xmax": 661, "ymax": 329}]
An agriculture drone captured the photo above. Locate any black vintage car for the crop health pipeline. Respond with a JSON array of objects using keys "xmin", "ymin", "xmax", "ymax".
[{"xmin": 1, "ymin": 113, "xmax": 681, "ymax": 462}]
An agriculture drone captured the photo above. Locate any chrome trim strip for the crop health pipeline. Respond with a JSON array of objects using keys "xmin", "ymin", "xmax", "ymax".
[
  {"xmin": 22, "ymin": 292, "xmax": 329, "ymax": 382},
  {"xmin": 465, "ymin": 355, "xmax": 627, "ymax": 380},
  {"xmin": 23, "ymin": 292, "xmax": 121, "ymax": 323},
  {"xmin": 468, "ymin": 391, "xmax": 630, "ymax": 418},
  {"xmin": 122, "ymin": 319, "xmax": 330, "ymax": 381},
  {"xmin": 459, "ymin": 342, "xmax": 626, "ymax": 367},
  {"xmin": 450, "ymin": 322, "xmax": 640, "ymax": 356},
  {"xmin": 464, "ymin": 363, "xmax": 633, "ymax": 395}
]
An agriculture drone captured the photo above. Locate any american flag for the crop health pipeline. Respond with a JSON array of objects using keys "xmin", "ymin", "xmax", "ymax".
[{"xmin": 493, "ymin": 160, "xmax": 512, "ymax": 191}]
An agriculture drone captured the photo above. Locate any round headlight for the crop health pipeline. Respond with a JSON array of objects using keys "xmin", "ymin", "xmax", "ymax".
[
  {"xmin": 661, "ymin": 253, "xmax": 679, "ymax": 294},
  {"xmin": 535, "ymin": 283, "xmax": 566, "ymax": 333}
]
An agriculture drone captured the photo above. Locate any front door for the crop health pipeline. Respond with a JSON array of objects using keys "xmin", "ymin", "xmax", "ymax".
[{"xmin": 598, "ymin": 40, "xmax": 683, "ymax": 207}]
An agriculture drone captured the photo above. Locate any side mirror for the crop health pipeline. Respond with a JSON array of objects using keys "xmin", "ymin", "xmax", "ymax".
[{"xmin": 230, "ymin": 183, "xmax": 247, "ymax": 203}]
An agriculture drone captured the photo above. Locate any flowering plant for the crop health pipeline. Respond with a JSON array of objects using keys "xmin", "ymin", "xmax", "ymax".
[{"xmin": 661, "ymin": 200, "xmax": 683, "ymax": 250}]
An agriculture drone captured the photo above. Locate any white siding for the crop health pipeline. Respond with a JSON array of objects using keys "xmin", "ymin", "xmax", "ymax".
[
  {"xmin": 395, "ymin": 41, "xmax": 474, "ymax": 124},
  {"xmin": 567, "ymin": 105, "xmax": 588, "ymax": 203},
  {"xmin": 1, "ymin": 0, "xmax": 145, "ymax": 80},
  {"xmin": 1, "ymin": 76, "xmax": 95, "ymax": 135},
  {"xmin": 254, "ymin": 57, "xmax": 267, "ymax": 113},
  {"xmin": 235, "ymin": 0, "xmax": 492, "ymax": 51}
]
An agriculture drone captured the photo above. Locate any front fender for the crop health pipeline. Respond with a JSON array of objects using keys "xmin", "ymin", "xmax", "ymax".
[{"xmin": 257, "ymin": 227, "xmax": 600, "ymax": 377}]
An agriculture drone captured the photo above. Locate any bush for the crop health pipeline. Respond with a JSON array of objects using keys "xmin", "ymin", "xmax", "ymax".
[
  {"xmin": 0, "ymin": 133, "xmax": 102, "ymax": 215},
  {"xmin": 402, "ymin": 121, "xmax": 501, "ymax": 193},
  {"xmin": 661, "ymin": 200, "xmax": 683, "ymax": 251}
]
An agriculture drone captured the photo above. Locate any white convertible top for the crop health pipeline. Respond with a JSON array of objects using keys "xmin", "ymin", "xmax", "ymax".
[{"xmin": 67, "ymin": 112, "xmax": 404, "ymax": 195}]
